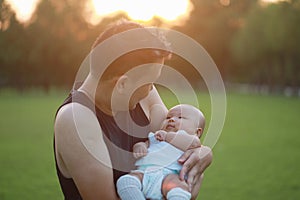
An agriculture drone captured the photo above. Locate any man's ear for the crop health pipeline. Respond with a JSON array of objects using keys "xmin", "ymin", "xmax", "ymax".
[
  {"xmin": 196, "ymin": 128, "xmax": 203, "ymax": 138},
  {"xmin": 115, "ymin": 75, "xmax": 129, "ymax": 94}
]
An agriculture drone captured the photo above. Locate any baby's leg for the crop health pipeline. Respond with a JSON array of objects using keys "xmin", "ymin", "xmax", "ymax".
[
  {"xmin": 116, "ymin": 172, "xmax": 145, "ymax": 200},
  {"xmin": 161, "ymin": 174, "xmax": 191, "ymax": 200}
]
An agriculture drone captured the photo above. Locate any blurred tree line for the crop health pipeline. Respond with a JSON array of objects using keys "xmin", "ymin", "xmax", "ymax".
[{"xmin": 0, "ymin": 0, "xmax": 300, "ymax": 94}]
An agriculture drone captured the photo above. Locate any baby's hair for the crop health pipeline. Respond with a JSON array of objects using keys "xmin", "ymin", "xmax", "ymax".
[{"xmin": 174, "ymin": 104, "xmax": 206, "ymax": 130}]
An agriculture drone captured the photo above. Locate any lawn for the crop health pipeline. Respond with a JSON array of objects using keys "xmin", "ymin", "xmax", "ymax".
[
  {"xmin": 200, "ymin": 93, "xmax": 300, "ymax": 199},
  {"xmin": 0, "ymin": 89, "xmax": 299, "ymax": 200}
]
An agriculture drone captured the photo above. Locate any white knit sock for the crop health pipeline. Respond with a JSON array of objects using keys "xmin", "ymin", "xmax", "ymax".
[
  {"xmin": 166, "ymin": 187, "xmax": 191, "ymax": 200},
  {"xmin": 116, "ymin": 174, "xmax": 145, "ymax": 200}
]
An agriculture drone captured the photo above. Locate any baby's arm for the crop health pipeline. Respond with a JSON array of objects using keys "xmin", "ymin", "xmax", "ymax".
[
  {"xmin": 132, "ymin": 141, "xmax": 149, "ymax": 159},
  {"xmin": 155, "ymin": 130, "xmax": 201, "ymax": 151}
]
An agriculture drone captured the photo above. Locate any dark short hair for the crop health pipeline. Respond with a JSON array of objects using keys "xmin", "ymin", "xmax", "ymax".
[{"xmin": 90, "ymin": 19, "xmax": 171, "ymax": 81}]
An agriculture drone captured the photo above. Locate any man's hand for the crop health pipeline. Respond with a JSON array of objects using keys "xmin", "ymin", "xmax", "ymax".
[
  {"xmin": 133, "ymin": 142, "xmax": 148, "ymax": 159},
  {"xmin": 178, "ymin": 145, "xmax": 213, "ymax": 199}
]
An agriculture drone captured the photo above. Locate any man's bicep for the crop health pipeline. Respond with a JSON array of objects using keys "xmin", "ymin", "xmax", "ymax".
[
  {"xmin": 55, "ymin": 103, "xmax": 112, "ymax": 169},
  {"xmin": 71, "ymin": 149, "xmax": 118, "ymax": 200},
  {"xmin": 55, "ymin": 103, "xmax": 118, "ymax": 199},
  {"xmin": 141, "ymin": 87, "xmax": 168, "ymax": 131},
  {"xmin": 140, "ymin": 87, "xmax": 167, "ymax": 117},
  {"xmin": 149, "ymin": 104, "xmax": 168, "ymax": 131}
]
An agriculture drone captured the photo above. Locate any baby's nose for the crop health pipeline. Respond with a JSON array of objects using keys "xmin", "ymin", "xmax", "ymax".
[{"xmin": 168, "ymin": 117, "xmax": 175, "ymax": 122}]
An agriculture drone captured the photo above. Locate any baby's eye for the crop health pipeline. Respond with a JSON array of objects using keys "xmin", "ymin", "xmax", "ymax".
[{"xmin": 178, "ymin": 116, "xmax": 182, "ymax": 119}]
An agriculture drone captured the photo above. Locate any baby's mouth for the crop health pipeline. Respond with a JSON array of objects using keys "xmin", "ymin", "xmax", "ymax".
[{"xmin": 166, "ymin": 124, "xmax": 175, "ymax": 130}]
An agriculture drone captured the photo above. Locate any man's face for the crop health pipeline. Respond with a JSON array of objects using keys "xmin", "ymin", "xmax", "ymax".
[{"xmin": 128, "ymin": 60, "xmax": 163, "ymax": 109}]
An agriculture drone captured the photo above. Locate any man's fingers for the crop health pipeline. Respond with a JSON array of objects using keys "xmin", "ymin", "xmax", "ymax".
[
  {"xmin": 187, "ymin": 168, "xmax": 196, "ymax": 192},
  {"xmin": 198, "ymin": 146, "xmax": 213, "ymax": 173},
  {"xmin": 187, "ymin": 168, "xmax": 201, "ymax": 192},
  {"xmin": 178, "ymin": 150, "xmax": 193, "ymax": 180},
  {"xmin": 179, "ymin": 146, "xmax": 213, "ymax": 185},
  {"xmin": 189, "ymin": 173, "xmax": 204, "ymax": 198},
  {"xmin": 178, "ymin": 149, "xmax": 193, "ymax": 164},
  {"xmin": 179, "ymin": 151, "xmax": 198, "ymax": 180}
]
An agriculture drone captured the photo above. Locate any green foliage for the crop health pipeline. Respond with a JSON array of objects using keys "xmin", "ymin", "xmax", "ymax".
[
  {"xmin": 1, "ymin": 0, "xmax": 300, "ymax": 92},
  {"xmin": 174, "ymin": 0, "xmax": 258, "ymax": 80},
  {"xmin": 0, "ymin": 0, "xmax": 26, "ymax": 88},
  {"xmin": 25, "ymin": 0, "xmax": 93, "ymax": 89},
  {"xmin": 232, "ymin": 1, "xmax": 300, "ymax": 90},
  {"xmin": 0, "ymin": 0, "xmax": 100, "ymax": 90}
]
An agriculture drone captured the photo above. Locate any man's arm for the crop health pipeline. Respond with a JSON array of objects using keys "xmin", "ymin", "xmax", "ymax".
[
  {"xmin": 55, "ymin": 103, "xmax": 119, "ymax": 200},
  {"xmin": 140, "ymin": 86, "xmax": 168, "ymax": 131},
  {"xmin": 178, "ymin": 146, "xmax": 213, "ymax": 199}
]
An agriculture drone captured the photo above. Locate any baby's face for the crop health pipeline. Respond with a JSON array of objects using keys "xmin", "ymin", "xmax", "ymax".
[{"xmin": 161, "ymin": 105, "xmax": 200, "ymax": 135}]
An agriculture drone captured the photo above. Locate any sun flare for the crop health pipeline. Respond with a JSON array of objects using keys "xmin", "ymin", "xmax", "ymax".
[
  {"xmin": 260, "ymin": 0, "xmax": 290, "ymax": 3},
  {"xmin": 86, "ymin": 0, "xmax": 193, "ymax": 25},
  {"xmin": 6, "ymin": 0, "xmax": 193, "ymax": 26},
  {"xmin": 6, "ymin": 0, "xmax": 40, "ymax": 23},
  {"xmin": 5, "ymin": 0, "xmax": 289, "ymax": 25}
]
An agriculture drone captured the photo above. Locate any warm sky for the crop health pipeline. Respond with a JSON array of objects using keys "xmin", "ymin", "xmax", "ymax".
[
  {"xmin": 5, "ymin": 0, "xmax": 193, "ymax": 25},
  {"xmin": 6, "ymin": 0, "xmax": 285, "ymax": 24},
  {"xmin": 6, "ymin": 0, "xmax": 40, "ymax": 22}
]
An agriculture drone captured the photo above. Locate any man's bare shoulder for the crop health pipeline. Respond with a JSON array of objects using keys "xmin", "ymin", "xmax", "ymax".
[
  {"xmin": 55, "ymin": 102, "xmax": 94, "ymax": 126},
  {"xmin": 55, "ymin": 102, "xmax": 101, "ymax": 137},
  {"xmin": 54, "ymin": 102, "xmax": 111, "ymax": 164}
]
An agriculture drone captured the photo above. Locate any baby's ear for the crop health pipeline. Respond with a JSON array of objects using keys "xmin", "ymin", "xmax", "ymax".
[{"xmin": 196, "ymin": 128, "xmax": 203, "ymax": 138}]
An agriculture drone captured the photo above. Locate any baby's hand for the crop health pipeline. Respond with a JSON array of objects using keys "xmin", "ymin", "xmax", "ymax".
[
  {"xmin": 155, "ymin": 130, "xmax": 168, "ymax": 141},
  {"xmin": 133, "ymin": 142, "xmax": 147, "ymax": 159}
]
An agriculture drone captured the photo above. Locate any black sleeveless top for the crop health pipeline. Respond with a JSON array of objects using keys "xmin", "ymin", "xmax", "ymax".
[{"xmin": 54, "ymin": 90, "xmax": 150, "ymax": 199}]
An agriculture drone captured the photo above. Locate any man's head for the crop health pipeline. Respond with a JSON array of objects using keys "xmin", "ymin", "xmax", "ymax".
[
  {"xmin": 90, "ymin": 19, "xmax": 171, "ymax": 81},
  {"xmin": 90, "ymin": 19, "xmax": 171, "ymax": 110},
  {"xmin": 161, "ymin": 104, "xmax": 205, "ymax": 138}
]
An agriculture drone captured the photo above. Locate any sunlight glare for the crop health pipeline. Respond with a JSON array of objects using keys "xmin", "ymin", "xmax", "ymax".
[
  {"xmin": 86, "ymin": 0, "xmax": 193, "ymax": 26},
  {"xmin": 92, "ymin": 0, "xmax": 122, "ymax": 16},
  {"xmin": 220, "ymin": 0, "xmax": 230, "ymax": 6},
  {"xmin": 6, "ymin": 0, "xmax": 40, "ymax": 23},
  {"xmin": 260, "ymin": 0, "xmax": 289, "ymax": 3},
  {"xmin": 260, "ymin": 0, "xmax": 290, "ymax": 6}
]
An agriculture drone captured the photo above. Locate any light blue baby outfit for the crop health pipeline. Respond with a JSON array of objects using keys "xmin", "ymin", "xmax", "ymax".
[{"xmin": 134, "ymin": 132, "xmax": 185, "ymax": 199}]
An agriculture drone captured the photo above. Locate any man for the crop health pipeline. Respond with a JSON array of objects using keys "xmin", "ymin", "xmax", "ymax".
[{"xmin": 54, "ymin": 19, "xmax": 212, "ymax": 200}]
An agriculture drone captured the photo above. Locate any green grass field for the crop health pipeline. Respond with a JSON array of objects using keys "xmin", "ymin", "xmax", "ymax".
[{"xmin": 0, "ymin": 89, "xmax": 299, "ymax": 199}]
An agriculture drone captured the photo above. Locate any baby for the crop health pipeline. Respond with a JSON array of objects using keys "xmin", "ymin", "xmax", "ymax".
[{"xmin": 117, "ymin": 104, "xmax": 205, "ymax": 200}]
